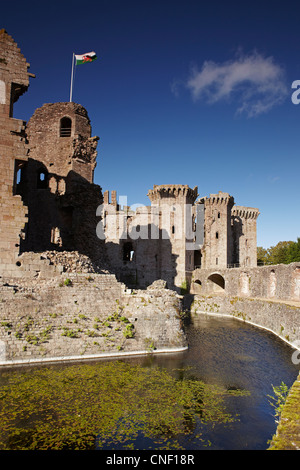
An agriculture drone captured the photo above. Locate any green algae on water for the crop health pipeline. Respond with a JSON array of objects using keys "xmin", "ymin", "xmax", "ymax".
[{"xmin": 0, "ymin": 361, "xmax": 249, "ymax": 450}]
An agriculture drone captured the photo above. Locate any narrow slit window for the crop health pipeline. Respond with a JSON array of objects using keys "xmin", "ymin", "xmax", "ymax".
[{"xmin": 37, "ymin": 169, "xmax": 48, "ymax": 189}]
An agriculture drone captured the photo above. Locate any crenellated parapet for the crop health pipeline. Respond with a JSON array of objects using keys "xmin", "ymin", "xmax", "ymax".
[
  {"xmin": 204, "ymin": 191, "xmax": 235, "ymax": 207},
  {"xmin": 232, "ymin": 206, "xmax": 260, "ymax": 220},
  {"xmin": 148, "ymin": 184, "xmax": 198, "ymax": 204}
]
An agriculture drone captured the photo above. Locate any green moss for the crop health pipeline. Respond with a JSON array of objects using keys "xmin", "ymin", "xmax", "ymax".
[
  {"xmin": 268, "ymin": 376, "xmax": 300, "ymax": 450},
  {"xmin": 0, "ymin": 362, "xmax": 249, "ymax": 450},
  {"xmin": 61, "ymin": 328, "xmax": 80, "ymax": 338},
  {"xmin": 123, "ymin": 323, "xmax": 134, "ymax": 338}
]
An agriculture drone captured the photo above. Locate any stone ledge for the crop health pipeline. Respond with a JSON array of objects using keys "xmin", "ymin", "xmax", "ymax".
[{"xmin": 0, "ymin": 345, "xmax": 189, "ymax": 368}]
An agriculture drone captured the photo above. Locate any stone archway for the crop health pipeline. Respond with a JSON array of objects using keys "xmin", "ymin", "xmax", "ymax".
[
  {"xmin": 192, "ymin": 279, "xmax": 202, "ymax": 294},
  {"xmin": 207, "ymin": 273, "xmax": 225, "ymax": 293}
]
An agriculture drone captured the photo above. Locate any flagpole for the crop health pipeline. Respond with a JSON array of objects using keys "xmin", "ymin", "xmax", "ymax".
[{"xmin": 69, "ymin": 53, "xmax": 75, "ymax": 102}]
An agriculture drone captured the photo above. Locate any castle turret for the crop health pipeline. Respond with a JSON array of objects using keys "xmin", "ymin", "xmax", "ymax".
[
  {"xmin": 17, "ymin": 102, "xmax": 102, "ymax": 256},
  {"xmin": 148, "ymin": 184, "xmax": 198, "ymax": 289},
  {"xmin": 201, "ymin": 191, "xmax": 235, "ymax": 269},
  {"xmin": 26, "ymin": 102, "xmax": 99, "ymax": 186},
  {"xmin": 231, "ymin": 206, "xmax": 260, "ymax": 267}
]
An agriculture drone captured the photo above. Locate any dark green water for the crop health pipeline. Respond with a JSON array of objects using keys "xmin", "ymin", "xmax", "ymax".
[
  {"xmin": 0, "ymin": 314, "xmax": 299, "ymax": 450},
  {"xmin": 115, "ymin": 314, "xmax": 299, "ymax": 450}
]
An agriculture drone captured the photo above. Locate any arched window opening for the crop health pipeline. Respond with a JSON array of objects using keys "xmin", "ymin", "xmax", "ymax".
[
  {"xmin": 192, "ymin": 279, "xmax": 202, "ymax": 294},
  {"xmin": 208, "ymin": 273, "xmax": 225, "ymax": 292},
  {"xmin": 13, "ymin": 160, "xmax": 27, "ymax": 196},
  {"xmin": 60, "ymin": 117, "xmax": 72, "ymax": 137},
  {"xmin": 123, "ymin": 242, "xmax": 134, "ymax": 262}
]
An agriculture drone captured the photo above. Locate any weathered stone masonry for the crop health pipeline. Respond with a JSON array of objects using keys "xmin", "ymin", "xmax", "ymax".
[
  {"xmin": 0, "ymin": 29, "xmax": 299, "ymax": 449},
  {"xmin": 0, "ymin": 276, "xmax": 186, "ymax": 365},
  {"xmin": 191, "ymin": 262, "xmax": 300, "ymax": 349},
  {"xmin": 0, "ymin": 29, "xmax": 187, "ymax": 364},
  {"xmin": 0, "ymin": 29, "xmax": 32, "ymax": 272},
  {"xmin": 0, "ymin": 30, "xmax": 299, "ymax": 366}
]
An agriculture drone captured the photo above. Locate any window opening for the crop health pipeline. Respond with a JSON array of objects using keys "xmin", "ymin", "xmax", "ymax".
[
  {"xmin": 123, "ymin": 242, "xmax": 134, "ymax": 262},
  {"xmin": 37, "ymin": 169, "xmax": 48, "ymax": 189},
  {"xmin": 208, "ymin": 273, "xmax": 225, "ymax": 291},
  {"xmin": 13, "ymin": 160, "xmax": 27, "ymax": 196},
  {"xmin": 60, "ymin": 117, "xmax": 72, "ymax": 137}
]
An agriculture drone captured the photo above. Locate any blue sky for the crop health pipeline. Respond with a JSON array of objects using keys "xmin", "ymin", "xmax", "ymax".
[{"xmin": 2, "ymin": 0, "xmax": 300, "ymax": 248}]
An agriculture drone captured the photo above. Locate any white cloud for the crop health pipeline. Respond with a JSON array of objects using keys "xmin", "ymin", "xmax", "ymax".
[{"xmin": 182, "ymin": 52, "xmax": 288, "ymax": 117}]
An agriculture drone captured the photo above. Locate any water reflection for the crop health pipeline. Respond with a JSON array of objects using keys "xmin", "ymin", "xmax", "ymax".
[
  {"xmin": 0, "ymin": 314, "xmax": 298, "ymax": 450},
  {"xmin": 125, "ymin": 314, "xmax": 299, "ymax": 450}
]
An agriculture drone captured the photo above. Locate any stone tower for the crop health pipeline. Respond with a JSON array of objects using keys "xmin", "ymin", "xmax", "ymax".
[
  {"xmin": 231, "ymin": 206, "xmax": 260, "ymax": 267},
  {"xmin": 147, "ymin": 184, "xmax": 198, "ymax": 289},
  {"xmin": 200, "ymin": 191, "xmax": 235, "ymax": 269},
  {"xmin": 19, "ymin": 102, "xmax": 102, "ymax": 258},
  {"xmin": 0, "ymin": 29, "xmax": 34, "ymax": 274},
  {"xmin": 26, "ymin": 102, "xmax": 99, "ymax": 185}
]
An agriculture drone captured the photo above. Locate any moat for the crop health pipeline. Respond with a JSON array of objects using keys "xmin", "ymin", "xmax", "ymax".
[{"xmin": 0, "ymin": 313, "xmax": 298, "ymax": 450}]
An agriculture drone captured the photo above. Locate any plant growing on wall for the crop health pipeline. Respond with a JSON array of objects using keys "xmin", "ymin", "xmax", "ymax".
[{"xmin": 267, "ymin": 382, "xmax": 290, "ymax": 423}]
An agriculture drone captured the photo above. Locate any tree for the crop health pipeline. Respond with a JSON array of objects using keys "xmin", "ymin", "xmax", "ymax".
[
  {"xmin": 257, "ymin": 238, "xmax": 300, "ymax": 265},
  {"xmin": 257, "ymin": 246, "xmax": 268, "ymax": 265},
  {"xmin": 267, "ymin": 241, "xmax": 294, "ymax": 265},
  {"xmin": 286, "ymin": 237, "xmax": 300, "ymax": 263}
]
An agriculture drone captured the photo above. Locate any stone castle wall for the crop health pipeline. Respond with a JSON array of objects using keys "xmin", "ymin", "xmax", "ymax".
[
  {"xmin": 190, "ymin": 294, "xmax": 300, "ymax": 349},
  {"xmin": 190, "ymin": 262, "xmax": 300, "ymax": 351},
  {"xmin": 192, "ymin": 262, "xmax": 300, "ymax": 303},
  {"xmin": 0, "ymin": 275, "xmax": 187, "ymax": 366},
  {"xmin": 0, "ymin": 29, "xmax": 32, "ymax": 271}
]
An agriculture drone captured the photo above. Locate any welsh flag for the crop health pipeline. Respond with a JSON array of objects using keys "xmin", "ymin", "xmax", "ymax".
[{"xmin": 75, "ymin": 51, "xmax": 97, "ymax": 65}]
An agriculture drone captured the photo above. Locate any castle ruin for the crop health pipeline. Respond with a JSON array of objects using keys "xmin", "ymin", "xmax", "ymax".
[{"xmin": 0, "ymin": 29, "xmax": 259, "ymax": 291}]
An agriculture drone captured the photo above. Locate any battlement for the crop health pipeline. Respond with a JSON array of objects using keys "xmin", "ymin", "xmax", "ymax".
[
  {"xmin": 232, "ymin": 206, "xmax": 260, "ymax": 219},
  {"xmin": 204, "ymin": 191, "xmax": 235, "ymax": 207},
  {"xmin": 148, "ymin": 185, "xmax": 198, "ymax": 203}
]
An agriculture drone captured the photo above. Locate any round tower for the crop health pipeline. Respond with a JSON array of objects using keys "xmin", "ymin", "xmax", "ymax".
[{"xmin": 26, "ymin": 102, "xmax": 99, "ymax": 185}]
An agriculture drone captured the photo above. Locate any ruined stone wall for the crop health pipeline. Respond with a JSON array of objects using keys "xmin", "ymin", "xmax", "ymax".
[
  {"xmin": 102, "ymin": 186, "xmax": 198, "ymax": 291},
  {"xmin": 190, "ymin": 294, "xmax": 300, "ymax": 350},
  {"xmin": 192, "ymin": 262, "xmax": 300, "ymax": 303},
  {"xmin": 0, "ymin": 30, "xmax": 32, "ymax": 274},
  {"xmin": 101, "ymin": 187, "xmax": 260, "ymax": 291},
  {"xmin": 99, "ymin": 197, "xmax": 176, "ymax": 289},
  {"xmin": 0, "ymin": 276, "xmax": 187, "ymax": 366},
  {"xmin": 26, "ymin": 102, "xmax": 98, "ymax": 184},
  {"xmin": 17, "ymin": 102, "xmax": 105, "ymax": 262}
]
